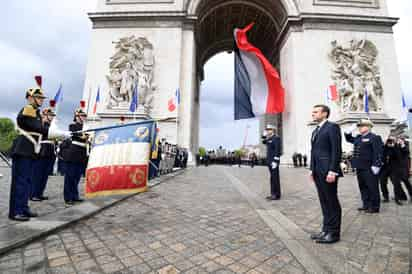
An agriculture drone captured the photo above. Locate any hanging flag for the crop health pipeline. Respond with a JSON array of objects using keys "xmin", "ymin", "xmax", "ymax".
[
  {"xmin": 401, "ymin": 93, "xmax": 408, "ymax": 121},
  {"xmin": 364, "ymin": 89, "xmax": 369, "ymax": 114},
  {"xmin": 54, "ymin": 84, "xmax": 63, "ymax": 103},
  {"xmin": 176, "ymin": 88, "xmax": 180, "ymax": 105},
  {"xmin": 93, "ymin": 87, "xmax": 100, "ymax": 115},
  {"xmin": 129, "ymin": 83, "xmax": 138, "ymax": 112},
  {"xmin": 234, "ymin": 23, "xmax": 285, "ymax": 120},
  {"xmin": 85, "ymin": 120, "xmax": 155, "ymax": 198},
  {"xmin": 327, "ymin": 85, "xmax": 339, "ymax": 102}
]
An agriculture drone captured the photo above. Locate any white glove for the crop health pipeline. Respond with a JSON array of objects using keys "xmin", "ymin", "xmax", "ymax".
[
  {"xmin": 345, "ymin": 123, "xmax": 357, "ymax": 134},
  {"xmin": 48, "ymin": 121, "xmax": 71, "ymax": 139},
  {"xmin": 371, "ymin": 166, "xmax": 380, "ymax": 175},
  {"xmin": 271, "ymin": 162, "xmax": 278, "ymax": 170}
]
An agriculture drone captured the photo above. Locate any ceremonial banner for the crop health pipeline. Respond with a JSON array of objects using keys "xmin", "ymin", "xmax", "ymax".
[{"xmin": 85, "ymin": 120, "xmax": 156, "ymax": 198}]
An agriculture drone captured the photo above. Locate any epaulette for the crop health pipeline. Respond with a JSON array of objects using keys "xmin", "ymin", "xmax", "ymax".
[{"xmin": 22, "ymin": 105, "xmax": 37, "ymax": 118}]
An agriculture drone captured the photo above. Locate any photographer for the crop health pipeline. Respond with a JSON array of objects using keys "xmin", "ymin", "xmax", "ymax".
[{"xmin": 262, "ymin": 125, "xmax": 281, "ymax": 200}]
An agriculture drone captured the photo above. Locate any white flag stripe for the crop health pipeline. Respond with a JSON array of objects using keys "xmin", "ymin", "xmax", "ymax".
[
  {"xmin": 88, "ymin": 143, "xmax": 150, "ymax": 169},
  {"xmin": 239, "ymin": 50, "xmax": 268, "ymax": 116}
]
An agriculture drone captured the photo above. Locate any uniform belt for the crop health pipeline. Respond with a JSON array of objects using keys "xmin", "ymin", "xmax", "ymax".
[
  {"xmin": 16, "ymin": 126, "xmax": 42, "ymax": 154},
  {"xmin": 72, "ymin": 141, "xmax": 87, "ymax": 148}
]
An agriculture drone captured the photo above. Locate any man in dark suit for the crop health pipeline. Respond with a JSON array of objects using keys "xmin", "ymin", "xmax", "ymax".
[
  {"xmin": 345, "ymin": 119, "xmax": 383, "ymax": 213},
  {"xmin": 262, "ymin": 124, "xmax": 282, "ymax": 200},
  {"xmin": 310, "ymin": 104, "xmax": 343, "ymax": 244}
]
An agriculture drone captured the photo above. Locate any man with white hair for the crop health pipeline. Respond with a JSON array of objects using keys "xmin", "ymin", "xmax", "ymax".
[{"xmin": 262, "ymin": 124, "xmax": 281, "ymax": 200}]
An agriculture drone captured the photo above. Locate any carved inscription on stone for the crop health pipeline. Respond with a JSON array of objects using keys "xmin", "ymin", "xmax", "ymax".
[
  {"xmin": 330, "ymin": 39, "xmax": 383, "ymax": 113},
  {"xmin": 106, "ymin": 36, "xmax": 156, "ymax": 114}
]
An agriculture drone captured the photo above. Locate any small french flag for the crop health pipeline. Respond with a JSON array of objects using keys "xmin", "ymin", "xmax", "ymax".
[
  {"xmin": 327, "ymin": 85, "xmax": 339, "ymax": 102},
  {"xmin": 93, "ymin": 87, "xmax": 100, "ymax": 115}
]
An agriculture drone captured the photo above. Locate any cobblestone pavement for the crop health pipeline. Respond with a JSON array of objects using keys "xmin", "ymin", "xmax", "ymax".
[
  {"xmin": 229, "ymin": 165, "xmax": 412, "ymax": 274},
  {"xmin": 0, "ymin": 165, "xmax": 411, "ymax": 273},
  {"xmin": 0, "ymin": 166, "xmax": 86, "ymax": 230}
]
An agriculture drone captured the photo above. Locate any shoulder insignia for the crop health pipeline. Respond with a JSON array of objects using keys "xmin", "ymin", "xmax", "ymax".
[{"xmin": 22, "ymin": 105, "xmax": 37, "ymax": 118}]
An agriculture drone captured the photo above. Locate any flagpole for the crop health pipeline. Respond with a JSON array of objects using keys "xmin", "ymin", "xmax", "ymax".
[{"xmin": 176, "ymin": 88, "xmax": 179, "ymax": 145}]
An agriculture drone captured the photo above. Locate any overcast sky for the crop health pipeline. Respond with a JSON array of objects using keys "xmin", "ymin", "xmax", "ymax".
[{"xmin": 0, "ymin": 1, "xmax": 410, "ymax": 150}]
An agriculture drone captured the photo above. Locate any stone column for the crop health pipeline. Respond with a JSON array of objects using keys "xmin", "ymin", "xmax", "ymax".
[{"xmin": 178, "ymin": 21, "xmax": 197, "ymax": 161}]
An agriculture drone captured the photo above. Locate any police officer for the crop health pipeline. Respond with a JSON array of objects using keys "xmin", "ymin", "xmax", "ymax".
[
  {"xmin": 30, "ymin": 104, "xmax": 57, "ymax": 201},
  {"xmin": 9, "ymin": 79, "xmax": 48, "ymax": 221},
  {"xmin": 61, "ymin": 102, "xmax": 88, "ymax": 206},
  {"xmin": 345, "ymin": 119, "xmax": 384, "ymax": 213},
  {"xmin": 262, "ymin": 124, "xmax": 281, "ymax": 200}
]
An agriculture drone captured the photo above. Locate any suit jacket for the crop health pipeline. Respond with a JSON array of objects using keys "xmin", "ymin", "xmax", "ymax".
[
  {"xmin": 263, "ymin": 135, "xmax": 281, "ymax": 166},
  {"xmin": 61, "ymin": 123, "xmax": 88, "ymax": 164},
  {"xmin": 310, "ymin": 121, "xmax": 343, "ymax": 177}
]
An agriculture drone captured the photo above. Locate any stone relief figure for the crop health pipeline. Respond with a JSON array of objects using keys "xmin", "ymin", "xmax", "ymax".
[
  {"xmin": 330, "ymin": 39, "xmax": 384, "ymax": 112},
  {"xmin": 106, "ymin": 36, "xmax": 156, "ymax": 113}
]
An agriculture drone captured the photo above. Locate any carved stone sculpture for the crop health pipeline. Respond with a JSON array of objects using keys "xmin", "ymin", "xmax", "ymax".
[
  {"xmin": 106, "ymin": 36, "xmax": 156, "ymax": 113},
  {"xmin": 330, "ymin": 39, "xmax": 383, "ymax": 112}
]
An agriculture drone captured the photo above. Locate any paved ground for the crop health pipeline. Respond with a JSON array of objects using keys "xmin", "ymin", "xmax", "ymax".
[{"xmin": 0, "ymin": 165, "xmax": 411, "ymax": 273}]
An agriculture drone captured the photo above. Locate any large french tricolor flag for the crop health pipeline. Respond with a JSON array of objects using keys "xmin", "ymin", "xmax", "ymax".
[
  {"xmin": 85, "ymin": 121, "xmax": 155, "ymax": 198},
  {"xmin": 234, "ymin": 23, "xmax": 285, "ymax": 120}
]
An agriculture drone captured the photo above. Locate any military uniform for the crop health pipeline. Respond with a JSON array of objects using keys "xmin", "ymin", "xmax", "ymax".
[
  {"xmin": 9, "ymin": 85, "xmax": 47, "ymax": 221},
  {"xmin": 263, "ymin": 125, "xmax": 281, "ymax": 199},
  {"xmin": 31, "ymin": 108, "xmax": 56, "ymax": 201},
  {"xmin": 61, "ymin": 107, "xmax": 88, "ymax": 205},
  {"xmin": 389, "ymin": 142, "xmax": 412, "ymax": 202},
  {"xmin": 345, "ymin": 123, "xmax": 383, "ymax": 212}
]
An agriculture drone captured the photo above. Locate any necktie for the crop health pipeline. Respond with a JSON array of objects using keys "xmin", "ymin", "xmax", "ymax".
[{"xmin": 312, "ymin": 126, "xmax": 320, "ymax": 142}]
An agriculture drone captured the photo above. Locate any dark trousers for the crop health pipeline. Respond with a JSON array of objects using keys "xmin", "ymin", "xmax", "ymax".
[
  {"xmin": 9, "ymin": 157, "xmax": 33, "ymax": 217},
  {"xmin": 313, "ymin": 172, "xmax": 341, "ymax": 234},
  {"xmin": 63, "ymin": 162, "xmax": 84, "ymax": 202},
  {"xmin": 31, "ymin": 158, "xmax": 54, "ymax": 198},
  {"xmin": 268, "ymin": 166, "xmax": 281, "ymax": 197},
  {"xmin": 391, "ymin": 169, "xmax": 412, "ymax": 200},
  {"xmin": 357, "ymin": 169, "xmax": 380, "ymax": 210}
]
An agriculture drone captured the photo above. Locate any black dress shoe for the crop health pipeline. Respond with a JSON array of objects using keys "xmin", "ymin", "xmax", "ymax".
[
  {"xmin": 24, "ymin": 211, "xmax": 38, "ymax": 218},
  {"xmin": 65, "ymin": 201, "xmax": 75, "ymax": 206},
  {"xmin": 357, "ymin": 207, "xmax": 368, "ymax": 211},
  {"xmin": 315, "ymin": 232, "xmax": 340, "ymax": 244},
  {"xmin": 73, "ymin": 199, "xmax": 84, "ymax": 203},
  {"xmin": 40, "ymin": 196, "xmax": 49, "ymax": 200},
  {"xmin": 9, "ymin": 214, "xmax": 30, "ymax": 222},
  {"xmin": 30, "ymin": 197, "xmax": 42, "ymax": 202},
  {"xmin": 366, "ymin": 208, "xmax": 379, "ymax": 214},
  {"xmin": 310, "ymin": 231, "xmax": 327, "ymax": 240},
  {"xmin": 395, "ymin": 200, "xmax": 403, "ymax": 206},
  {"xmin": 266, "ymin": 195, "xmax": 280, "ymax": 201}
]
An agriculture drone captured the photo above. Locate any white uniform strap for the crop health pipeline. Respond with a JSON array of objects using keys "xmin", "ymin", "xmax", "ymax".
[{"xmin": 16, "ymin": 126, "xmax": 42, "ymax": 154}]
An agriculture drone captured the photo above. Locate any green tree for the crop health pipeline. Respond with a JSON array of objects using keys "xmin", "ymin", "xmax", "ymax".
[
  {"xmin": 0, "ymin": 118, "xmax": 17, "ymax": 153},
  {"xmin": 198, "ymin": 147, "xmax": 206, "ymax": 157},
  {"xmin": 234, "ymin": 149, "xmax": 246, "ymax": 158}
]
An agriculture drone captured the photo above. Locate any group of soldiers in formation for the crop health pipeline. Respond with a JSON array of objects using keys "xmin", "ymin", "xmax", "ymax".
[
  {"xmin": 9, "ymin": 81, "xmax": 88, "ymax": 221},
  {"xmin": 195, "ymin": 148, "xmax": 259, "ymax": 167},
  {"xmin": 263, "ymin": 104, "xmax": 412, "ymax": 244},
  {"xmin": 8, "ymin": 78, "xmax": 186, "ymax": 222}
]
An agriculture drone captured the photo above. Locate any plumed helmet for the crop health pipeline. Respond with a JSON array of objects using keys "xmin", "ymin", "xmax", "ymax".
[{"xmin": 26, "ymin": 75, "xmax": 47, "ymax": 99}]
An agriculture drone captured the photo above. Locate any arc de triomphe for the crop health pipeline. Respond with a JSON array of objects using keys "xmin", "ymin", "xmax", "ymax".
[{"xmin": 83, "ymin": 0, "xmax": 403, "ymax": 161}]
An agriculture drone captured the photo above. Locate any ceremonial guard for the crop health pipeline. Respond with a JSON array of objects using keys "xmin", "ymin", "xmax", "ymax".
[
  {"xmin": 389, "ymin": 137, "xmax": 412, "ymax": 203},
  {"xmin": 262, "ymin": 124, "xmax": 281, "ymax": 200},
  {"xmin": 310, "ymin": 105, "xmax": 342, "ymax": 244},
  {"xmin": 345, "ymin": 119, "xmax": 384, "ymax": 213},
  {"xmin": 61, "ymin": 101, "xmax": 88, "ymax": 205},
  {"xmin": 30, "ymin": 101, "xmax": 57, "ymax": 201},
  {"xmin": 9, "ymin": 76, "xmax": 47, "ymax": 221}
]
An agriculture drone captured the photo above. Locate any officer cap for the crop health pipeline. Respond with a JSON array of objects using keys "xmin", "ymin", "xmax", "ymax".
[
  {"xmin": 357, "ymin": 119, "xmax": 374, "ymax": 128},
  {"xmin": 75, "ymin": 108, "xmax": 87, "ymax": 117},
  {"xmin": 265, "ymin": 124, "xmax": 276, "ymax": 130}
]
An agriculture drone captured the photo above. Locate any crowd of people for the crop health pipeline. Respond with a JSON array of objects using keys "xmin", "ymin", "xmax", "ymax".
[{"xmin": 194, "ymin": 146, "xmax": 262, "ymax": 167}]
